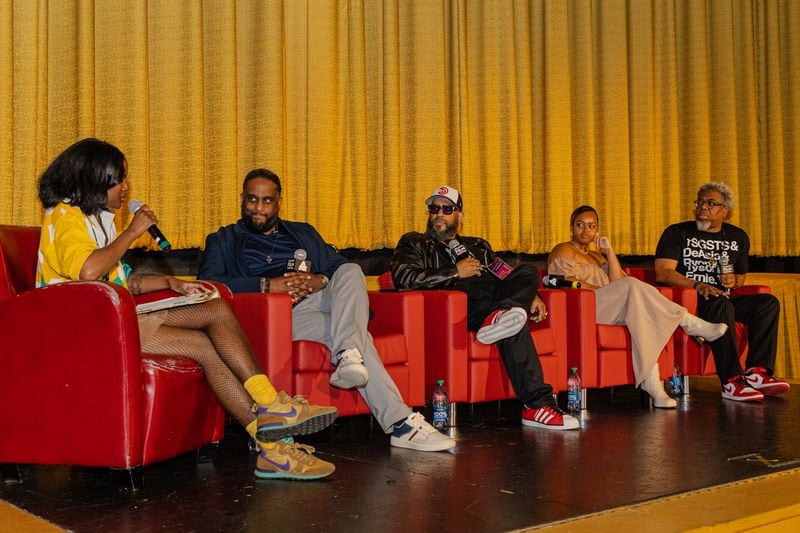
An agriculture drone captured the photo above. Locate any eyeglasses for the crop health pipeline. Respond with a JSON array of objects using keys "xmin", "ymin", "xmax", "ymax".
[
  {"xmin": 428, "ymin": 204, "xmax": 458, "ymax": 215},
  {"xmin": 694, "ymin": 198, "xmax": 726, "ymax": 209}
]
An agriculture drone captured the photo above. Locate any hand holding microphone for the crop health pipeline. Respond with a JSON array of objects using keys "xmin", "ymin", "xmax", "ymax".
[
  {"xmin": 128, "ymin": 200, "xmax": 172, "ymax": 250},
  {"xmin": 449, "ymin": 239, "xmax": 482, "ymax": 279}
]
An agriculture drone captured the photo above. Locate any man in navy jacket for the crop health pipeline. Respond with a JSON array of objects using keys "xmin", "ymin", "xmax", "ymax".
[{"xmin": 199, "ymin": 168, "xmax": 454, "ymax": 452}]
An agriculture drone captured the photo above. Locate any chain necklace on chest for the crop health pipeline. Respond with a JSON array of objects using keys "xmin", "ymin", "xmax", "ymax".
[{"xmin": 263, "ymin": 228, "xmax": 278, "ymax": 264}]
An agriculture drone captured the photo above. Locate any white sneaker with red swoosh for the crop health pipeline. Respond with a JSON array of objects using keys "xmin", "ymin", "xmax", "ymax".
[
  {"xmin": 744, "ymin": 367, "xmax": 790, "ymax": 396},
  {"xmin": 722, "ymin": 375, "xmax": 764, "ymax": 402}
]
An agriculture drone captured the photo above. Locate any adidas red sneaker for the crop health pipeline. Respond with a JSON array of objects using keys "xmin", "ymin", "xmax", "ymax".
[
  {"xmin": 476, "ymin": 307, "xmax": 528, "ymax": 345},
  {"xmin": 521, "ymin": 404, "xmax": 579, "ymax": 430}
]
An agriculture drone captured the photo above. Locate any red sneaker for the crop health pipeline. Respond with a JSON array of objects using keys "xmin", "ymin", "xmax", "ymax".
[
  {"xmin": 721, "ymin": 375, "xmax": 764, "ymax": 402},
  {"xmin": 521, "ymin": 405, "xmax": 579, "ymax": 430},
  {"xmin": 745, "ymin": 367, "xmax": 790, "ymax": 396},
  {"xmin": 476, "ymin": 307, "xmax": 528, "ymax": 345}
]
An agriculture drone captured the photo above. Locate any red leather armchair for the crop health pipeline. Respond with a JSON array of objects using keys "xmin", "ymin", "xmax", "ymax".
[
  {"xmin": 232, "ymin": 290, "xmax": 426, "ymax": 417},
  {"xmin": 624, "ymin": 267, "xmax": 766, "ymax": 377},
  {"xmin": 378, "ymin": 273, "xmax": 569, "ymax": 404},
  {"xmin": 543, "ymin": 269, "xmax": 674, "ymax": 400},
  {"xmin": 0, "ymin": 225, "xmax": 226, "ymax": 490}
]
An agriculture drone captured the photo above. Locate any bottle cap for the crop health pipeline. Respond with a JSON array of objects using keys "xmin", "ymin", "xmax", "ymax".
[
  {"xmin": 570, "ymin": 367, "xmax": 577, "ymax": 372},
  {"xmin": 437, "ymin": 379, "xmax": 444, "ymax": 386}
]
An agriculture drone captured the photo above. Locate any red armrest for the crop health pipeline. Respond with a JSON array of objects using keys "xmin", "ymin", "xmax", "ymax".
[
  {"xmin": 561, "ymin": 288, "xmax": 599, "ymax": 388},
  {"xmin": 231, "ymin": 293, "xmax": 294, "ymax": 393},
  {"xmin": 367, "ymin": 290, "xmax": 426, "ymax": 407},
  {"xmin": 0, "ymin": 281, "xmax": 145, "ymax": 467}
]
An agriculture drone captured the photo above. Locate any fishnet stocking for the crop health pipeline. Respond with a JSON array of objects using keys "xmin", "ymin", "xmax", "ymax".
[{"xmin": 141, "ymin": 299, "xmax": 262, "ymax": 427}]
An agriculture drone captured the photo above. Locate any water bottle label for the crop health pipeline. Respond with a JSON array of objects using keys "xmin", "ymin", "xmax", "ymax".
[
  {"xmin": 433, "ymin": 405, "xmax": 448, "ymax": 428},
  {"xmin": 567, "ymin": 390, "xmax": 581, "ymax": 410}
]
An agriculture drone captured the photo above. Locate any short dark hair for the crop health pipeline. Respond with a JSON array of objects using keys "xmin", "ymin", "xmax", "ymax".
[
  {"xmin": 38, "ymin": 138, "xmax": 126, "ymax": 215},
  {"xmin": 570, "ymin": 205, "xmax": 599, "ymax": 226},
  {"xmin": 243, "ymin": 168, "xmax": 281, "ymax": 195}
]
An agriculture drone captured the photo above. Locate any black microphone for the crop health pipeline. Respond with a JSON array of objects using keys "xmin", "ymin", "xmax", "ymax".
[
  {"xmin": 128, "ymin": 200, "xmax": 172, "ymax": 250},
  {"xmin": 287, "ymin": 249, "xmax": 312, "ymax": 273},
  {"xmin": 542, "ymin": 274, "xmax": 581, "ymax": 289},
  {"xmin": 447, "ymin": 239, "xmax": 472, "ymax": 263}
]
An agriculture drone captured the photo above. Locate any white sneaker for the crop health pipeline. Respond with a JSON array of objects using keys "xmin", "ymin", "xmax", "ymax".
[
  {"xmin": 390, "ymin": 412, "xmax": 456, "ymax": 452},
  {"xmin": 476, "ymin": 307, "xmax": 529, "ymax": 345},
  {"xmin": 329, "ymin": 348, "xmax": 369, "ymax": 389}
]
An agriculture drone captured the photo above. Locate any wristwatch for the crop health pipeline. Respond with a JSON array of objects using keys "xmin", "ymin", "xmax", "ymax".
[{"xmin": 319, "ymin": 274, "xmax": 330, "ymax": 287}]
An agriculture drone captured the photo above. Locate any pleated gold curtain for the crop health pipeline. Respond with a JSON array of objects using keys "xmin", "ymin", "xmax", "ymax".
[{"xmin": 0, "ymin": 0, "xmax": 798, "ymax": 255}]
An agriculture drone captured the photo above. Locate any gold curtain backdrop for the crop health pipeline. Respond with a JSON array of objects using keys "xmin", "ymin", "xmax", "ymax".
[{"xmin": 0, "ymin": 0, "xmax": 797, "ymax": 255}]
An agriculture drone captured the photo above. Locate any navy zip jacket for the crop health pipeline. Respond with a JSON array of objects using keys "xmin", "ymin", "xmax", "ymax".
[{"xmin": 198, "ymin": 219, "xmax": 347, "ymax": 293}]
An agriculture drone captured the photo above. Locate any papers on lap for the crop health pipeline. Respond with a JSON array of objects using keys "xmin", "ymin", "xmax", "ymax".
[{"xmin": 135, "ymin": 284, "xmax": 219, "ymax": 314}]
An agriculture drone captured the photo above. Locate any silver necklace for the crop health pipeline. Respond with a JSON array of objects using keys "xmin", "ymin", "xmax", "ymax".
[{"xmin": 263, "ymin": 229, "xmax": 278, "ymax": 264}]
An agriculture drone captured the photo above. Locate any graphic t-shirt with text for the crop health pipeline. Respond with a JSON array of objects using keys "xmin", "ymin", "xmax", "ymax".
[{"xmin": 655, "ymin": 221, "xmax": 749, "ymax": 289}]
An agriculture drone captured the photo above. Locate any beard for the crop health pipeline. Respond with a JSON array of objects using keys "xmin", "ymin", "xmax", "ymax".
[
  {"xmin": 242, "ymin": 205, "xmax": 278, "ymax": 233},
  {"xmin": 426, "ymin": 218, "xmax": 458, "ymax": 242},
  {"xmin": 695, "ymin": 220, "xmax": 711, "ymax": 231}
]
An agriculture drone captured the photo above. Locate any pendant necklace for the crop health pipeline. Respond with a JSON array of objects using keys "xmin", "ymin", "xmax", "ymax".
[
  {"xmin": 263, "ymin": 228, "xmax": 278, "ymax": 264},
  {"xmin": 569, "ymin": 240, "xmax": 589, "ymax": 254}
]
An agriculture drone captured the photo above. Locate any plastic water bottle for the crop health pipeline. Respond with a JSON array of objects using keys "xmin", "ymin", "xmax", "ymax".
[
  {"xmin": 670, "ymin": 364, "xmax": 683, "ymax": 396},
  {"xmin": 567, "ymin": 367, "xmax": 582, "ymax": 413},
  {"xmin": 432, "ymin": 379, "xmax": 449, "ymax": 431}
]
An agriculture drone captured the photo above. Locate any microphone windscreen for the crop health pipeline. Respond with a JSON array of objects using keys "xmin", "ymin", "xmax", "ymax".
[
  {"xmin": 294, "ymin": 249, "xmax": 308, "ymax": 261},
  {"xmin": 448, "ymin": 240, "xmax": 459, "ymax": 250},
  {"xmin": 128, "ymin": 199, "xmax": 144, "ymax": 213}
]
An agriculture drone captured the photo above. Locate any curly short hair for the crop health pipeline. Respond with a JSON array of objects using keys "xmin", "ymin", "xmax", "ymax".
[
  {"xmin": 697, "ymin": 182, "xmax": 734, "ymax": 211},
  {"xmin": 243, "ymin": 168, "xmax": 281, "ymax": 195}
]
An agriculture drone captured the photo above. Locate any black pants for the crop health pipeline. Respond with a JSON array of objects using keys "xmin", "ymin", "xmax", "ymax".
[
  {"xmin": 458, "ymin": 264, "xmax": 554, "ymax": 408},
  {"xmin": 697, "ymin": 293, "xmax": 780, "ymax": 383}
]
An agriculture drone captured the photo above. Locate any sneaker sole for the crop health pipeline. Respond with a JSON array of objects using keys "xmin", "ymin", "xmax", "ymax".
[
  {"xmin": 476, "ymin": 310, "xmax": 528, "ymax": 344},
  {"xmin": 721, "ymin": 392, "xmax": 764, "ymax": 402},
  {"xmin": 254, "ymin": 468, "xmax": 334, "ymax": 480},
  {"xmin": 749, "ymin": 382, "xmax": 790, "ymax": 396},
  {"xmin": 329, "ymin": 369, "xmax": 369, "ymax": 389},
  {"xmin": 389, "ymin": 436, "xmax": 455, "ymax": 452},
  {"xmin": 256, "ymin": 411, "xmax": 338, "ymax": 442},
  {"xmin": 521, "ymin": 419, "xmax": 580, "ymax": 430}
]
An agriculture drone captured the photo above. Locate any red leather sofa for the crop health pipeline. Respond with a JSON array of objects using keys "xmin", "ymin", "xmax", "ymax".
[
  {"xmin": 231, "ymin": 290, "xmax": 426, "ymax": 417},
  {"xmin": 377, "ymin": 272, "xmax": 569, "ymax": 404},
  {"xmin": 0, "ymin": 225, "xmax": 226, "ymax": 490},
  {"xmin": 540, "ymin": 269, "xmax": 674, "ymax": 402}
]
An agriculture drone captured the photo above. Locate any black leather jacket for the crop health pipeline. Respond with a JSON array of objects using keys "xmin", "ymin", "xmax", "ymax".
[{"xmin": 390, "ymin": 231, "xmax": 495, "ymax": 290}]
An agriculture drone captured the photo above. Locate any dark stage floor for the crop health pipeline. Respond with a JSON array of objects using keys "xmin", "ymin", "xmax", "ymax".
[{"xmin": 2, "ymin": 376, "xmax": 799, "ymax": 532}]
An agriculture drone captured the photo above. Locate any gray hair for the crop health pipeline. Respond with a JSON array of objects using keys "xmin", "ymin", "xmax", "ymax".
[{"xmin": 697, "ymin": 182, "xmax": 734, "ymax": 211}]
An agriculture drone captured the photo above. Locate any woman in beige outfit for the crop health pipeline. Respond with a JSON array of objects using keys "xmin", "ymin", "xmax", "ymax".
[{"xmin": 547, "ymin": 206, "xmax": 728, "ymax": 408}]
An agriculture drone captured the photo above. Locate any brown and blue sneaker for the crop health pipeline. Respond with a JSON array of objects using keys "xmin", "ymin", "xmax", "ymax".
[
  {"xmin": 256, "ymin": 391, "xmax": 338, "ymax": 442},
  {"xmin": 255, "ymin": 438, "xmax": 335, "ymax": 480}
]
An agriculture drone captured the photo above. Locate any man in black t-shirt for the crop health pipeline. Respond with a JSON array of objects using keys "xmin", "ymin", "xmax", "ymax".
[{"xmin": 655, "ymin": 182, "xmax": 789, "ymax": 402}]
